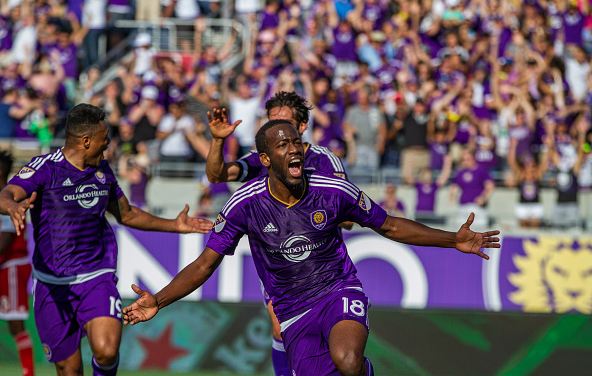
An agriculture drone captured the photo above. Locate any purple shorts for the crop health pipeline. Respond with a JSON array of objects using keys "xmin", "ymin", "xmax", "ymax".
[
  {"xmin": 281, "ymin": 287, "xmax": 370, "ymax": 375},
  {"xmin": 34, "ymin": 273, "xmax": 122, "ymax": 362}
]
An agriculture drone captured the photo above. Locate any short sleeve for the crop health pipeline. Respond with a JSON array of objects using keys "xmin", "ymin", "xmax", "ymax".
[
  {"xmin": 237, "ymin": 151, "xmax": 264, "ymax": 182},
  {"xmin": 8, "ymin": 156, "xmax": 50, "ymax": 195},
  {"xmin": 323, "ymin": 176, "xmax": 387, "ymax": 228},
  {"xmin": 0, "ymin": 215, "xmax": 15, "ymax": 233},
  {"xmin": 206, "ymin": 206, "xmax": 248, "ymax": 256}
]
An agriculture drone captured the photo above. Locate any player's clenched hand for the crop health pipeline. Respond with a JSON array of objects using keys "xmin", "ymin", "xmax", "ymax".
[
  {"xmin": 122, "ymin": 284, "xmax": 159, "ymax": 325},
  {"xmin": 175, "ymin": 204, "xmax": 213, "ymax": 233},
  {"xmin": 207, "ymin": 107, "xmax": 242, "ymax": 140},
  {"xmin": 6, "ymin": 192, "xmax": 37, "ymax": 236},
  {"xmin": 454, "ymin": 213, "xmax": 500, "ymax": 260}
]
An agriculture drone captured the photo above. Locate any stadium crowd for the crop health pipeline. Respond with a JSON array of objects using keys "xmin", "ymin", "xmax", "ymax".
[{"xmin": 0, "ymin": 0, "xmax": 590, "ymax": 227}]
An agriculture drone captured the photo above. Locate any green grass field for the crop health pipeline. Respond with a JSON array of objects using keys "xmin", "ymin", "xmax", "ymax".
[{"xmin": 0, "ymin": 363, "xmax": 246, "ymax": 376}]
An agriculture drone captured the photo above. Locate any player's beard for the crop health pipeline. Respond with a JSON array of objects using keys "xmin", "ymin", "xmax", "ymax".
[{"xmin": 270, "ymin": 160, "xmax": 304, "ymax": 193}]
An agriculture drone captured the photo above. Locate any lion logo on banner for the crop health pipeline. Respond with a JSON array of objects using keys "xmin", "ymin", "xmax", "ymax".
[{"xmin": 509, "ymin": 237, "xmax": 592, "ymax": 314}]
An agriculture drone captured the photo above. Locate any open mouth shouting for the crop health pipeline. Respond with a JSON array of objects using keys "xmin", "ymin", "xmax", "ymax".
[{"xmin": 288, "ymin": 157, "xmax": 303, "ymax": 178}]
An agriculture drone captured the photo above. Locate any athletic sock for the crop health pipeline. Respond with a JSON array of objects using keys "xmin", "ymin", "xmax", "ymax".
[
  {"xmin": 364, "ymin": 357, "xmax": 374, "ymax": 376},
  {"xmin": 271, "ymin": 338, "xmax": 290, "ymax": 376},
  {"xmin": 15, "ymin": 331, "xmax": 34, "ymax": 376},
  {"xmin": 92, "ymin": 354, "xmax": 119, "ymax": 376}
]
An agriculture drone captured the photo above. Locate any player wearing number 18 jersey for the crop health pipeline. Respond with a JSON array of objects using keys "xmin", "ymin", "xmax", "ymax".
[{"xmin": 123, "ymin": 120, "xmax": 501, "ymax": 375}]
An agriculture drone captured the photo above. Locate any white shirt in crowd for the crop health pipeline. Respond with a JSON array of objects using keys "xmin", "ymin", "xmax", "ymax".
[
  {"xmin": 161, "ymin": 0, "xmax": 200, "ymax": 19},
  {"xmin": 82, "ymin": 0, "xmax": 107, "ymax": 29},
  {"xmin": 565, "ymin": 57, "xmax": 590, "ymax": 102},
  {"xmin": 158, "ymin": 114, "xmax": 196, "ymax": 157},
  {"xmin": 11, "ymin": 24, "xmax": 36, "ymax": 63},
  {"xmin": 229, "ymin": 96, "xmax": 260, "ymax": 149}
]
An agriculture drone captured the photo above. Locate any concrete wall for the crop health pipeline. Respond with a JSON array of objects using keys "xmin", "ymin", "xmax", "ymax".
[{"xmin": 121, "ymin": 178, "xmax": 592, "ymax": 233}]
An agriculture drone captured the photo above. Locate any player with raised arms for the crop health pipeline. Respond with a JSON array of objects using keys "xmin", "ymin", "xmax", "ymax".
[
  {"xmin": 207, "ymin": 91, "xmax": 349, "ymax": 374},
  {"xmin": 0, "ymin": 103, "xmax": 213, "ymax": 376},
  {"xmin": 123, "ymin": 119, "xmax": 500, "ymax": 375}
]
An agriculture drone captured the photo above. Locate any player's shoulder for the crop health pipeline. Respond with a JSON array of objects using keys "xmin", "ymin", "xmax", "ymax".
[
  {"xmin": 26, "ymin": 149, "xmax": 64, "ymax": 170},
  {"xmin": 307, "ymin": 144, "xmax": 346, "ymax": 174},
  {"xmin": 15, "ymin": 149, "xmax": 64, "ymax": 179},
  {"xmin": 308, "ymin": 172, "xmax": 360, "ymax": 200},
  {"xmin": 220, "ymin": 176, "xmax": 267, "ymax": 215},
  {"xmin": 238, "ymin": 149, "xmax": 259, "ymax": 162}
]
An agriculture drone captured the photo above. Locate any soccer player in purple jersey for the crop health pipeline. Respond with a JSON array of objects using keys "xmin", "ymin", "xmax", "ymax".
[
  {"xmin": 123, "ymin": 120, "xmax": 500, "ymax": 376},
  {"xmin": 206, "ymin": 91, "xmax": 348, "ymax": 374},
  {"xmin": 0, "ymin": 104, "xmax": 213, "ymax": 376}
]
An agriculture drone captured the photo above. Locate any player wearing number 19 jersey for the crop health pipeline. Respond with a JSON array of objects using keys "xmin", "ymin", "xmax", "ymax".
[
  {"xmin": 0, "ymin": 104, "xmax": 213, "ymax": 376},
  {"xmin": 123, "ymin": 120, "xmax": 501, "ymax": 375}
]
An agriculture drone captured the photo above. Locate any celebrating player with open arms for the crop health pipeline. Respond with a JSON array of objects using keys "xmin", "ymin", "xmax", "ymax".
[
  {"xmin": 0, "ymin": 104, "xmax": 213, "ymax": 376},
  {"xmin": 124, "ymin": 120, "xmax": 500, "ymax": 376},
  {"xmin": 207, "ymin": 91, "xmax": 350, "ymax": 374}
]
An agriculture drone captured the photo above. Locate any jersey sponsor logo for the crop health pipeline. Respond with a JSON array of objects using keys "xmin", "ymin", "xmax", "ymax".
[
  {"xmin": 358, "ymin": 192, "xmax": 372, "ymax": 212},
  {"xmin": 263, "ymin": 222, "xmax": 278, "ymax": 233},
  {"xmin": 267, "ymin": 235, "xmax": 326, "ymax": 262},
  {"xmin": 62, "ymin": 178, "xmax": 73, "ymax": 186},
  {"xmin": 42, "ymin": 343, "xmax": 52, "ymax": 360},
  {"xmin": 213, "ymin": 214, "xmax": 226, "ymax": 233},
  {"xmin": 17, "ymin": 167, "xmax": 35, "ymax": 179},
  {"xmin": 95, "ymin": 170, "xmax": 106, "ymax": 184},
  {"xmin": 63, "ymin": 184, "xmax": 109, "ymax": 209},
  {"xmin": 310, "ymin": 210, "xmax": 327, "ymax": 230}
]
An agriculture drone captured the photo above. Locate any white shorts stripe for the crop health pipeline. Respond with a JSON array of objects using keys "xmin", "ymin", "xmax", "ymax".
[{"xmin": 9, "ymin": 265, "xmax": 16, "ymax": 310}]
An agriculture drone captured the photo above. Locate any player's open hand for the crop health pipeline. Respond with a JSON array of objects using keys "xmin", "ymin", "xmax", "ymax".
[
  {"xmin": 454, "ymin": 213, "xmax": 500, "ymax": 260},
  {"xmin": 175, "ymin": 204, "xmax": 213, "ymax": 233},
  {"xmin": 207, "ymin": 107, "xmax": 242, "ymax": 140},
  {"xmin": 122, "ymin": 284, "xmax": 159, "ymax": 325},
  {"xmin": 7, "ymin": 191, "xmax": 37, "ymax": 236}
]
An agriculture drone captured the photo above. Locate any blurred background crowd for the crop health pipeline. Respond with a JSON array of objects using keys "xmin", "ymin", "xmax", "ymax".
[{"xmin": 0, "ymin": 0, "xmax": 590, "ymax": 229}]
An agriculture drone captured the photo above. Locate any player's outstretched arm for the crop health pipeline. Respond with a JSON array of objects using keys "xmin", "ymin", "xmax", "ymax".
[
  {"xmin": 0, "ymin": 185, "xmax": 37, "ymax": 236},
  {"xmin": 206, "ymin": 107, "xmax": 243, "ymax": 183},
  {"xmin": 108, "ymin": 195, "xmax": 213, "ymax": 234},
  {"xmin": 374, "ymin": 213, "xmax": 500, "ymax": 260},
  {"xmin": 123, "ymin": 248, "xmax": 223, "ymax": 325}
]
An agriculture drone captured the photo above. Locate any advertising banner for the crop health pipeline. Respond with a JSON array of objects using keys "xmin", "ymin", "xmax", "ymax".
[{"xmin": 113, "ymin": 228, "xmax": 592, "ymax": 314}]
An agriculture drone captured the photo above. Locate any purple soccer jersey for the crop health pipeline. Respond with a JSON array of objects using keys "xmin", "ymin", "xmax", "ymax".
[
  {"xmin": 9, "ymin": 149, "xmax": 124, "ymax": 280},
  {"xmin": 453, "ymin": 166, "xmax": 493, "ymax": 205},
  {"xmin": 236, "ymin": 144, "xmax": 347, "ymax": 182},
  {"xmin": 206, "ymin": 172, "xmax": 387, "ymax": 322}
]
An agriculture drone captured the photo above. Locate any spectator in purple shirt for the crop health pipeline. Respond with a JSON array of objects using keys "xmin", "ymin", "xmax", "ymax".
[
  {"xmin": 450, "ymin": 149, "xmax": 495, "ymax": 229},
  {"xmin": 379, "ymin": 183, "xmax": 406, "ymax": 218}
]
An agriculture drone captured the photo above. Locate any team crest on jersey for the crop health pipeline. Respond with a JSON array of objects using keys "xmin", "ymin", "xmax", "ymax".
[
  {"xmin": 214, "ymin": 214, "xmax": 226, "ymax": 233},
  {"xmin": 42, "ymin": 343, "xmax": 52, "ymax": 360},
  {"xmin": 358, "ymin": 192, "xmax": 372, "ymax": 212},
  {"xmin": 310, "ymin": 210, "xmax": 327, "ymax": 230},
  {"xmin": 17, "ymin": 166, "xmax": 35, "ymax": 179},
  {"xmin": 333, "ymin": 173, "xmax": 346, "ymax": 179},
  {"xmin": 95, "ymin": 170, "xmax": 106, "ymax": 184}
]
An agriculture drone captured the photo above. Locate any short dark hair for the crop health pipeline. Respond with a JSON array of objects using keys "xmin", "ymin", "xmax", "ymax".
[
  {"xmin": 66, "ymin": 103, "xmax": 106, "ymax": 138},
  {"xmin": 265, "ymin": 91, "xmax": 313, "ymax": 125},
  {"xmin": 0, "ymin": 150, "xmax": 13, "ymax": 179},
  {"xmin": 255, "ymin": 119, "xmax": 294, "ymax": 155}
]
